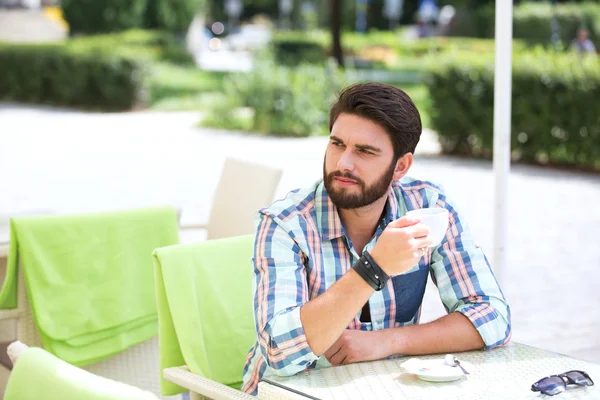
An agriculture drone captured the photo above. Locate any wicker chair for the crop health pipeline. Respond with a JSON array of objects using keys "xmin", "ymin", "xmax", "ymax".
[
  {"xmin": 4, "ymin": 340, "xmax": 160, "ymax": 400},
  {"xmin": 0, "ymin": 215, "xmax": 181, "ymax": 400},
  {"xmin": 153, "ymin": 236, "xmax": 257, "ymax": 400},
  {"xmin": 179, "ymin": 157, "xmax": 282, "ymax": 240}
]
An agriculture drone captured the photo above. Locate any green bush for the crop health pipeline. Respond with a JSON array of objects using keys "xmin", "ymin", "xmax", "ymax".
[
  {"xmin": 202, "ymin": 56, "xmax": 346, "ymax": 137},
  {"xmin": 514, "ymin": 2, "xmax": 600, "ymax": 47},
  {"xmin": 61, "ymin": 0, "xmax": 148, "ymax": 34},
  {"xmin": 0, "ymin": 43, "xmax": 147, "ymax": 110},
  {"xmin": 145, "ymin": 0, "xmax": 203, "ymax": 32},
  {"xmin": 453, "ymin": 3, "xmax": 600, "ymax": 48},
  {"xmin": 70, "ymin": 30, "xmax": 195, "ymax": 66},
  {"xmin": 423, "ymin": 48, "xmax": 600, "ymax": 171},
  {"xmin": 346, "ymin": 34, "xmax": 528, "ymax": 57},
  {"xmin": 272, "ymin": 32, "xmax": 328, "ymax": 66},
  {"xmin": 271, "ymin": 31, "xmax": 526, "ymax": 69}
]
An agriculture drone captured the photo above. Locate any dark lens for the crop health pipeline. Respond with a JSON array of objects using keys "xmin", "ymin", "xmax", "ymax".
[
  {"xmin": 565, "ymin": 371, "xmax": 594, "ymax": 386},
  {"xmin": 537, "ymin": 376, "xmax": 566, "ymax": 396}
]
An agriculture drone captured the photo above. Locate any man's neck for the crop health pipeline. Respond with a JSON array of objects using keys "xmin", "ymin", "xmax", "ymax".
[{"xmin": 338, "ymin": 195, "xmax": 388, "ymax": 253}]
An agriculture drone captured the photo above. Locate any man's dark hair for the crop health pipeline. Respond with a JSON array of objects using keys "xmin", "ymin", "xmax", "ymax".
[{"xmin": 329, "ymin": 82, "xmax": 422, "ymax": 159}]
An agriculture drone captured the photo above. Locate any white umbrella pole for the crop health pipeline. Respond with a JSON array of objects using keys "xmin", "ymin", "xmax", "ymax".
[{"xmin": 493, "ymin": 0, "xmax": 513, "ymax": 286}]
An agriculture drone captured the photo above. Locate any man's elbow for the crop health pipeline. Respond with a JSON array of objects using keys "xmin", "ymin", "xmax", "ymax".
[
  {"xmin": 260, "ymin": 337, "xmax": 316, "ymax": 375},
  {"xmin": 268, "ymin": 360, "xmax": 312, "ymax": 377},
  {"xmin": 263, "ymin": 350, "xmax": 314, "ymax": 376},
  {"xmin": 483, "ymin": 311, "xmax": 512, "ymax": 350}
]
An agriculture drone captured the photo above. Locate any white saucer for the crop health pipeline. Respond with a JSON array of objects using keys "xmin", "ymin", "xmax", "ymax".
[{"xmin": 400, "ymin": 358, "xmax": 474, "ymax": 382}]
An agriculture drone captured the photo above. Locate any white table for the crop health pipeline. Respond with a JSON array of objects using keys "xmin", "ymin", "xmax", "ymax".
[{"xmin": 258, "ymin": 342, "xmax": 600, "ymax": 400}]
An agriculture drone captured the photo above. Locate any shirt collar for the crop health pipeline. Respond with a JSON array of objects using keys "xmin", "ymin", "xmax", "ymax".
[{"xmin": 315, "ymin": 180, "xmax": 401, "ymax": 241}]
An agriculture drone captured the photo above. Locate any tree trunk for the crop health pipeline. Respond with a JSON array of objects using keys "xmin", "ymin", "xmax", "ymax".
[{"xmin": 329, "ymin": 0, "xmax": 344, "ymax": 68}]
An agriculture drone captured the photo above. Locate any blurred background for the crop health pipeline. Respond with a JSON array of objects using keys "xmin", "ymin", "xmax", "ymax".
[{"xmin": 1, "ymin": 0, "xmax": 599, "ymax": 372}]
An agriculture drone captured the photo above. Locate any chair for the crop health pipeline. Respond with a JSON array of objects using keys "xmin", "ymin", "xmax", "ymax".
[
  {"xmin": 0, "ymin": 207, "xmax": 182, "ymax": 400},
  {"xmin": 0, "ymin": 210, "xmax": 55, "ymax": 245},
  {"xmin": 4, "ymin": 341, "xmax": 159, "ymax": 400},
  {"xmin": 153, "ymin": 235, "xmax": 256, "ymax": 400},
  {"xmin": 179, "ymin": 158, "xmax": 282, "ymax": 240}
]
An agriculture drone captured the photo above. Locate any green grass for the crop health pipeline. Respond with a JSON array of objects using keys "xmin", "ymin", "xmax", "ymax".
[{"xmin": 147, "ymin": 63, "xmax": 227, "ymax": 110}]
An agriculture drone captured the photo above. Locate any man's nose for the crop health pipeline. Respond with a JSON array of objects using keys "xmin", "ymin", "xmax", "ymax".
[{"xmin": 336, "ymin": 150, "xmax": 355, "ymax": 172}]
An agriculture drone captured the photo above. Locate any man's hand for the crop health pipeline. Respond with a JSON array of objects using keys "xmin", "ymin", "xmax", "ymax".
[
  {"xmin": 369, "ymin": 216, "xmax": 432, "ymax": 277},
  {"xmin": 324, "ymin": 330, "xmax": 390, "ymax": 366}
]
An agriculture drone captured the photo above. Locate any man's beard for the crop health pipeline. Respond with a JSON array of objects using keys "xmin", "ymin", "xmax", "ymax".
[{"xmin": 323, "ymin": 158, "xmax": 396, "ymax": 209}]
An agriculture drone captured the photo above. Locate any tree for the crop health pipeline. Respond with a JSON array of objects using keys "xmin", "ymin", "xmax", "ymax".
[
  {"xmin": 144, "ymin": 0, "xmax": 203, "ymax": 32},
  {"xmin": 329, "ymin": 0, "xmax": 344, "ymax": 67}
]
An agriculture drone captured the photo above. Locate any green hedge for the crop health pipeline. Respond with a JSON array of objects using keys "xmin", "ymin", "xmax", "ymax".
[
  {"xmin": 453, "ymin": 3, "xmax": 600, "ymax": 48},
  {"xmin": 61, "ymin": 0, "xmax": 148, "ymax": 34},
  {"xmin": 0, "ymin": 43, "xmax": 147, "ymax": 110},
  {"xmin": 62, "ymin": 0, "xmax": 201, "ymax": 34},
  {"xmin": 423, "ymin": 48, "xmax": 600, "ymax": 171},
  {"xmin": 145, "ymin": 0, "xmax": 202, "ymax": 32},
  {"xmin": 271, "ymin": 31, "xmax": 526, "ymax": 65},
  {"xmin": 272, "ymin": 32, "xmax": 328, "ymax": 66},
  {"xmin": 201, "ymin": 57, "xmax": 346, "ymax": 137},
  {"xmin": 70, "ymin": 30, "xmax": 195, "ymax": 65}
]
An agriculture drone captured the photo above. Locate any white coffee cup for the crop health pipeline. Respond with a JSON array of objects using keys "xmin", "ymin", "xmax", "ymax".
[{"xmin": 405, "ymin": 208, "xmax": 450, "ymax": 248}]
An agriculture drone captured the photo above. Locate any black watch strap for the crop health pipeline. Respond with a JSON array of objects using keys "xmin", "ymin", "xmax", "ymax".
[
  {"xmin": 353, "ymin": 258, "xmax": 381, "ymax": 290},
  {"xmin": 363, "ymin": 250, "xmax": 389, "ymax": 283},
  {"xmin": 352, "ymin": 251, "xmax": 389, "ymax": 291}
]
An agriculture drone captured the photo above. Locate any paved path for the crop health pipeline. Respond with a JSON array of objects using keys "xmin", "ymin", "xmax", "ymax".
[
  {"xmin": 0, "ymin": 10, "xmax": 66, "ymax": 43},
  {"xmin": 1, "ymin": 104, "xmax": 599, "ymax": 363}
]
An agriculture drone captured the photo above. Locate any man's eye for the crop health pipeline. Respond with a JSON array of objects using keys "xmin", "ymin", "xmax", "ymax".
[
  {"xmin": 360, "ymin": 149, "xmax": 373, "ymax": 155},
  {"xmin": 332, "ymin": 141, "xmax": 344, "ymax": 147}
]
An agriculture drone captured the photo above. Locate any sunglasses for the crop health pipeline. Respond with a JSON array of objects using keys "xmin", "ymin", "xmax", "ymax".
[{"xmin": 531, "ymin": 370, "xmax": 594, "ymax": 396}]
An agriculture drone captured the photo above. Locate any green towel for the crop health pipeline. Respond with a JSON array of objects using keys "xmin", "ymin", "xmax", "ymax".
[
  {"xmin": 4, "ymin": 346, "xmax": 159, "ymax": 400},
  {"xmin": 0, "ymin": 207, "xmax": 180, "ymax": 366},
  {"xmin": 153, "ymin": 235, "xmax": 256, "ymax": 396}
]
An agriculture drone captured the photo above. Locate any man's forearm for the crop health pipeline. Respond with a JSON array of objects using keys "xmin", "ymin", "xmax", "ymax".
[
  {"xmin": 383, "ymin": 312, "xmax": 485, "ymax": 356},
  {"xmin": 300, "ymin": 269, "xmax": 374, "ymax": 356}
]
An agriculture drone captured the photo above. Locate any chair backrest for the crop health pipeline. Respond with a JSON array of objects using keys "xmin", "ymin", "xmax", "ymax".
[
  {"xmin": 4, "ymin": 342, "xmax": 158, "ymax": 400},
  {"xmin": 155, "ymin": 235, "xmax": 256, "ymax": 389},
  {"xmin": 207, "ymin": 158, "xmax": 281, "ymax": 240},
  {"xmin": 0, "ymin": 210, "xmax": 55, "ymax": 244}
]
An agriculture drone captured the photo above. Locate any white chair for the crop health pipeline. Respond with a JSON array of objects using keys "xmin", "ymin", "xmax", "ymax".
[{"xmin": 179, "ymin": 158, "xmax": 282, "ymax": 240}]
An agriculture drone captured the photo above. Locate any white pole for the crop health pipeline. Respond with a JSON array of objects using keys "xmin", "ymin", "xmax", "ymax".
[{"xmin": 493, "ymin": 0, "xmax": 513, "ymax": 286}]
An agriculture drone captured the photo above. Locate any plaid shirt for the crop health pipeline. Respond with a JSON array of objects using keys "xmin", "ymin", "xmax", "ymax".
[{"xmin": 241, "ymin": 177, "xmax": 511, "ymax": 395}]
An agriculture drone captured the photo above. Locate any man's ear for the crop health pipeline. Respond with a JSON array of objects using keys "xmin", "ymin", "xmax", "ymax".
[{"xmin": 392, "ymin": 153, "xmax": 413, "ymax": 181}]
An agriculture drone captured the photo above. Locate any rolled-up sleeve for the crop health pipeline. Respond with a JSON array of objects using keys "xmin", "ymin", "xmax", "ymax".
[
  {"xmin": 253, "ymin": 212, "xmax": 319, "ymax": 376},
  {"xmin": 429, "ymin": 189, "xmax": 512, "ymax": 350}
]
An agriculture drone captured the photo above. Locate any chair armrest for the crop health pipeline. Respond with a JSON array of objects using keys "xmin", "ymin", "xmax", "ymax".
[
  {"xmin": 7, "ymin": 341, "xmax": 28, "ymax": 365},
  {"xmin": 0, "ymin": 309, "xmax": 22, "ymax": 320},
  {"xmin": 179, "ymin": 223, "xmax": 208, "ymax": 231},
  {"xmin": 163, "ymin": 367, "xmax": 254, "ymax": 400},
  {"xmin": 0, "ymin": 243, "xmax": 9, "ymax": 258}
]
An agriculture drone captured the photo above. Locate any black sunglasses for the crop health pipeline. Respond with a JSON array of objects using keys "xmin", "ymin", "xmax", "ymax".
[{"xmin": 531, "ymin": 370, "xmax": 594, "ymax": 396}]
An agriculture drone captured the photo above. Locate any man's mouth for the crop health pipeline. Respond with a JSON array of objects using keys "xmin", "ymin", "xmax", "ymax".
[{"xmin": 334, "ymin": 176, "xmax": 358, "ymax": 185}]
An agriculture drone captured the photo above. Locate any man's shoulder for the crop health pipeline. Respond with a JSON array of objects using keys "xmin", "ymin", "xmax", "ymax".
[
  {"xmin": 260, "ymin": 181, "xmax": 320, "ymax": 223},
  {"xmin": 393, "ymin": 176, "xmax": 444, "ymax": 195},
  {"xmin": 391, "ymin": 176, "xmax": 450, "ymax": 209}
]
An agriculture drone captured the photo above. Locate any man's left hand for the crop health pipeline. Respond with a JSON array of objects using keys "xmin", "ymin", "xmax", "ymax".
[{"xmin": 324, "ymin": 329, "xmax": 390, "ymax": 366}]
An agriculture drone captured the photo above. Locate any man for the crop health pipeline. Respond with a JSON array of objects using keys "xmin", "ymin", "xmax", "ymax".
[
  {"xmin": 571, "ymin": 27, "xmax": 597, "ymax": 56},
  {"xmin": 241, "ymin": 83, "xmax": 511, "ymax": 395}
]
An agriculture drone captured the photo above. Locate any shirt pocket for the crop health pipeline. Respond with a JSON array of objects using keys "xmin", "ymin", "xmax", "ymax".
[{"xmin": 391, "ymin": 264, "xmax": 429, "ymax": 323}]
